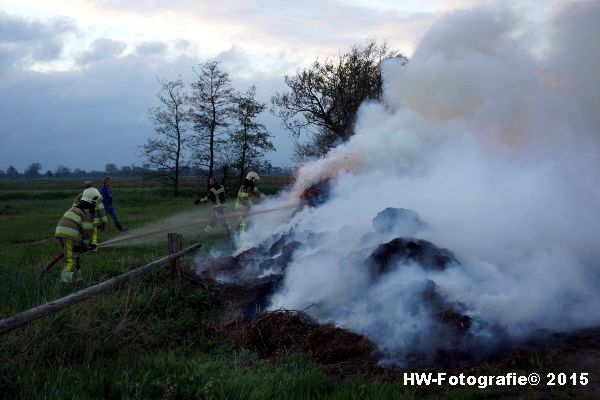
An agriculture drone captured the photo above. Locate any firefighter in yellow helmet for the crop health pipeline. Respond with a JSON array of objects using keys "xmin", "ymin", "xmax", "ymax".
[
  {"xmin": 235, "ymin": 171, "xmax": 265, "ymax": 232},
  {"xmin": 55, "ymin": 187, "xmax": 101, "ymax": 283},
  {"xmin": 72, "ymin": 181, "xmax": 108, "ymax": 249}
]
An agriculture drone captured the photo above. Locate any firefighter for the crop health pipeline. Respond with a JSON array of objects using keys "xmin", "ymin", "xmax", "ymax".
[
  {"xmin": 194, "ymin": 177, "xmax": 232, "ymax": 235},
  {"xmin": 72, "ymin": 181, "xmax": 108, "ymax": 249},
  {"xmin": 55, "ymin": 187, "xmax": 101, "ymax": 283},
  {"xmin": 235, "ymin": 171, "xmax": 264, "ymax": 232}
]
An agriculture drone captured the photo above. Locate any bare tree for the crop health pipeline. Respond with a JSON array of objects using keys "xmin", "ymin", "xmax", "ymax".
[
  {"xmin": 188, "ymin": 62, "xmax": 235, "ymax": 186},
  {"xmin": 24, "ymin": 163, "xmax": 42, "ymax": 178},
  {"xmin": 271, "ymin": 40, "xmax": 407, "ymax": 160},
  {"xmin": 105, "ymin": 163, "xmax": 119, "ymax": 175},
  {"xmin": 229, "ymin": 86, "xmax": 275, "ymax": 184},
  {"xmin": 55, "ymin": 165, "xmax": 71, "ymax": 178},
  {"xmin": 141, "ymin": 77, "xmax": 188, "ymax": 196},
  {"xmin": 6, "ymin": 165, "xmax": 20, "ymax": 179}
]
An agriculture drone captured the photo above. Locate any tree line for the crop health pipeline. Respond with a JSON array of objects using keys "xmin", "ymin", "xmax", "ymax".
[
  {"xmin": 0, "ymin": 163, "xmax": 291, "ymax": 180},
  {"xmin": 142, "ymin": 40, "xmax": 407, "ymax": 196},
  {"xmin": 0, "ymin": 163, "xmax": 147, "ymax": 180}
]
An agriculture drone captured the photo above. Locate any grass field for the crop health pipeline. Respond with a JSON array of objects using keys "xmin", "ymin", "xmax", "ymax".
[{"xmin": 0, "ymin": 178, "xmax": 594, "ymax": 399}]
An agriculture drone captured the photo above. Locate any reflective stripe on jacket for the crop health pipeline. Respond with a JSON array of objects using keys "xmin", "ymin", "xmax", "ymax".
[
  {"xmin": 201, "ymin": 185, "xmax": 226, "ymax": 208},
  {"xmin": 236, "ymin": 178, "xmax": 264, "ymax": 209},
  {"xmin": 236, "ymin": 187, "xmax": 251, "ymax": 208},
  {"xmin": 73, "ymin": 193, "xmax": 107, "ymax": 226},
  {"xmin": 55, "ymin": 206, "xmax": 93, "ymax": 245}
]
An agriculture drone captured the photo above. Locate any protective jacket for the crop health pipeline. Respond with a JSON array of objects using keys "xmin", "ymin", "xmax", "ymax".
[
  {"xmin": 236, "ymin": 178, "xmax": 262, "ymax": 209},
  {"xmin": 73, "ymin": 193, "xmax": 108, "ymax": 227},
  {"xmin": 55, "ymin": 206, "xmax": 94, "ymax": 247},
  {"xmin": 202, "ymin": 183, "xmax": 226, "ymax": 208}
]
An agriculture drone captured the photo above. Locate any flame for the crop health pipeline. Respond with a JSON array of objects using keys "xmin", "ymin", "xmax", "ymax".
[
  {"xmin": 292, "ymin": 151, "xmax": 363, "ymax": 197},
  {"xmin": 302, "ymin": 188, "xmax": 317, "ymax": 199},
  {"xmin": 240, "ymin": 250, "xmax": 252, "ymax": 258}
]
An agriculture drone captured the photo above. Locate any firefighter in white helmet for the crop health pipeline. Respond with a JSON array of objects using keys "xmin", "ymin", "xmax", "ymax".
[
  {"xmin": 54, "ymin": 187, "xmax": 101, "ymax": 283},
  {"xmin": 235, "ymin": 171, "xmax": 265, "ymax": 232}
]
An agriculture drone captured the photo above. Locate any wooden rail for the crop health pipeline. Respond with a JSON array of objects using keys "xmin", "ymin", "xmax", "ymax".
[{"xmin": 0, "ymin": 242, "xmax": 202, "ymax": 335}]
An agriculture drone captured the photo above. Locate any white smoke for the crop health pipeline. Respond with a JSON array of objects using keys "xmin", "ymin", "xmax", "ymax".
[{"xmin": 240, "ymin": 1, "xmax": 600, "ymax": 365}]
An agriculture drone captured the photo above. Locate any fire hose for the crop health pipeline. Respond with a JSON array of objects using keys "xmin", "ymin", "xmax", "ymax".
[
  {"xmin": 37, "ymin": 202, "xmax": 298, "ymax": 279},
  {"xmin": 38, "ymin": 253, "xmax": 66, "ymax": 278}
]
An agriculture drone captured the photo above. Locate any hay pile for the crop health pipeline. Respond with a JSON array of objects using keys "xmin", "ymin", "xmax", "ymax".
[
  {"xmin": 215, "ymin": 310, "xmax": 393, "ymax": 377},
  {"xmin": 229, "ymin": 310, "xmax": 373, "ymax": 361},
  {"xmin": 183, "ymin": 270, "xmax": 392, "ymax": 376}
]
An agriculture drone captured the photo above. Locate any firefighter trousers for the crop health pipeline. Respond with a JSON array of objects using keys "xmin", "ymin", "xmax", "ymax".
[
  {"xmin": 58, "ymin": 238, "xmax": 82, "ymax": 283},
  {"xmin": 205, "ymin": 206, "xmax": 231, "ymax": 235},
  {"xmin": 235, "ymin": 203, "xmax": 250, "ymax": 232}
]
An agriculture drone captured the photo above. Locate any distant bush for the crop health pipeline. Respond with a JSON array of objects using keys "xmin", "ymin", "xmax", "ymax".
[{"xmin": 0, "ymin": 204, "xmax": 19, "ymax": 215}]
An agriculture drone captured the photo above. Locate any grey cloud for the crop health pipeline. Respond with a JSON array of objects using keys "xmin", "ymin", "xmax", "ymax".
[
  {"xmin": 0, "ymin": 12, "xmax": 76, "ymax": 70},
  {"xmin": 221, "ymin": 0, "xmax": 435, "ymax": 51},
  {"xmin": 31, "ymin": 38, "xmax": 64, "ymax": 61},
  {"xmin": 214, "ymin": 46, "xmax": 255, "ymax": 76},
  {"xmin": 86, "ymin": 0, "xmax": 436, "ymax": 53},
  {"xmin": 174, "ymin": 39, "xmax": 191, "ymax": 50},
  {"xmin": 77, "ymin": 38, "xmax": 127, "ymax": 65},
  {"xmin": 0, "ymin": 46, "xmax": 20, "ymax": 73},
  {"xmin": 135, "ymin": 41, "xmax": 168, "ymax": 55},
  {"xmin": 0, "ymin": 49, "xmax": 294, "ymax": 171},
  {"xmin": 0, "ymin": 11, "xmax": 75, "ymax": 42}
]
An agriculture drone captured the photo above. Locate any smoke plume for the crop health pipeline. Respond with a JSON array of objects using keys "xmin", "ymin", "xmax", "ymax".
[{"xmin": 238, "ymin": 1, "xmax": 600, "ymax": 366}]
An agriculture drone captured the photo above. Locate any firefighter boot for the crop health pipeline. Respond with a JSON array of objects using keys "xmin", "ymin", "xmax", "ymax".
[
  {"xmin": 73, "ymin": 268, "xmax": 84, "ymax": 282},
  {"xmin": 238, "ymin": 220, "xmax": 246, "ymax": 233}
]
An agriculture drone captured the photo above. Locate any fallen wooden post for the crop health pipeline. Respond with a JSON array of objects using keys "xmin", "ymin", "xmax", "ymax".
[{"xmin": 0, "ymin": 242, "xmax": 202, "ymax": 335}]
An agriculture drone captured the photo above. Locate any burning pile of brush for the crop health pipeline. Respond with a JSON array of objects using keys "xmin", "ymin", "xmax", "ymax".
[
  {"xmin": 193, "ymin": 1, "xmax": 600, "ymax": 369},
  {"xmin": 193, "ymin": 184, "xmax": 490, "ymax": 367},
  {"xmin": 225, "ymin": 310, "xmax": 376, "ymax": 367}
]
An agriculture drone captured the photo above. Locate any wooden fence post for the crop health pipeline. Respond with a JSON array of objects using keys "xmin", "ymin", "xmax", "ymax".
[{"xmin": 168, "ymin": 233, "xmax": 183, "ymax": 275}]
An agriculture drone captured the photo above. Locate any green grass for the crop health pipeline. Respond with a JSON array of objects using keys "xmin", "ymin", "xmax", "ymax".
[
  {"xmin": 0, "ymin": 178, "xmax": 591, "ymax": 399},
  {"xmin": 0, "ymin": 177, "xmax": 416, "ymax": 400},
  {"xmin": 3, "ymin": 351, "xmax": 416, "ymax": 400}
]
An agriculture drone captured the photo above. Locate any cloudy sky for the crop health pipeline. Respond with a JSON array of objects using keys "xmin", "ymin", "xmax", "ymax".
[{"xmin": 0, "ymin": 0, "xmax": 562, "ymax": 172}]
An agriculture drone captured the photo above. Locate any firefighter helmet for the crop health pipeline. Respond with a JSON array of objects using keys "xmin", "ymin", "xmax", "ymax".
[
  {"xmin": 246, "ymin": 171, "xmax": 260, "ymax": 181},
  {"xmin": 82, "ymin": 187, "xmax": 102, "ymax": 205}
]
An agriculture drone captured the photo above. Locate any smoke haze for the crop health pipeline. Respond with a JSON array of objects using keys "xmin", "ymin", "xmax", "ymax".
[{"xmin": 237, "ymin": 1, "xmax": 600, "ymax": 365}]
